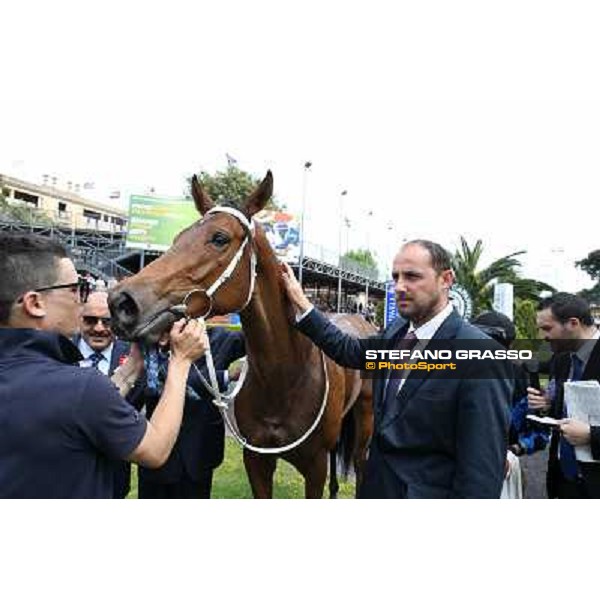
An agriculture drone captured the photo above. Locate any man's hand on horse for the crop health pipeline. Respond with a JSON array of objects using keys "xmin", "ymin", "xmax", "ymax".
[
  {"xmin": 280, "ymin": 262, "xmax": 313, "ymax": 314},
  {"xmin": 169, "ymin": 318, "xmax": 209, "ymax": 364}
]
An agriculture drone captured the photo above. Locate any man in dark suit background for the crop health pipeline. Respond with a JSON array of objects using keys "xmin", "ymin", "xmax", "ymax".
[
  {"xmin": 76, "ymin": 289, "xmax": 136, "ymax": 499},
  {"xmin": 281, "ymin": 239, "xmax": 512, "ymax": 498},
  {"xmin": 528, "ymin": 293, "xmax": 600, "ymax": 498},
  {"xmin": 132, "ymin": 324, "xmax": 245, "ymax": 499}
]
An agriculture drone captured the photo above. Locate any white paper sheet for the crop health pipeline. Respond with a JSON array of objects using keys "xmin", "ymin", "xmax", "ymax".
[
  {"xmin": 564, "ymin": 380, "xmax": 600, "ymax": 462},
  {"xmin": 526, "ymin": 415, "xmax": 561, "ymax": 427}
]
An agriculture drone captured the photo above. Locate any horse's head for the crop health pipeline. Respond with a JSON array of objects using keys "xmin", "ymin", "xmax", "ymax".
[{"xmin": 109, "ymin": 171, "xmax": 273, "ymax": 342}]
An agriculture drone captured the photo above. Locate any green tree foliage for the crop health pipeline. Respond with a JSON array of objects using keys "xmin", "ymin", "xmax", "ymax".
[
  {"xmin": 342, "ymin": 248, "xmax": 377, "ymax": 269},
  {"xmin": 576, "ymin": 250, "xmax": 600, "ymax": 281},
  {"xmin": 452, "ymin": 237, "xmax": 554, "ymax": 316},
  {"xmin": 578, "ymin": 283, "xmax": 600, "ymax": 304},
  {"xmin": 188, "ymin": 166, "xmax": 281, "ymax": 211},
  {"xmin": 514, "ymin": 298, "xmax": 539, "ymax": 339},
  {"xmin": 575, "ymin": 250, "xmax": 600, "ymax": 304},
  {"xmin": 341, "ymin": 248, "xmax": 378, "ymax": 279}
]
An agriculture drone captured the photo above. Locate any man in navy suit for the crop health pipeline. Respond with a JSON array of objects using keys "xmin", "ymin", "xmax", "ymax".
[
  {"xmin": 132, "ymin": 324, "xmax": 245, "ymax": 499},
  {"xmin": 76, "ymin": 289, "xmax": 136, "ymax": 499},
  {"xmin": 282, "ymin": 239, "xmax": 512, "ymax": 498},
  {"xmin": 528, "ymin": 293, "xmax": 600, "ymax": 498}
]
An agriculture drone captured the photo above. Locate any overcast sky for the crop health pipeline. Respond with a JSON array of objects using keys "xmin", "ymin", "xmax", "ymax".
[{"xmin": 2, "ymin": 1, "xmax": 598, "ymax": 291}]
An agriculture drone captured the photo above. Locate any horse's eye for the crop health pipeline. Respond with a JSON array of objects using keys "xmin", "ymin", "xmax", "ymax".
[{"xmin": 211, "ymin": 232, "xmax": 230, "ymax": 248}]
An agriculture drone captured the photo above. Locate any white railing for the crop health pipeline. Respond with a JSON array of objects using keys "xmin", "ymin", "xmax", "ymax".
[{"xmin": 301, "ymin": 241, "xmax": 381, "ymax": 280}]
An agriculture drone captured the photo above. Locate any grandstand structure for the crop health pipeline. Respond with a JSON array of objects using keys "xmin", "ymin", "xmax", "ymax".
[
  {"xmin": 0, "ymin": 217, "xmax": 386, "ymax": 310},
  {"xmin": 1, "ymin": 171, "xmax": 386, "ymax": 313}
]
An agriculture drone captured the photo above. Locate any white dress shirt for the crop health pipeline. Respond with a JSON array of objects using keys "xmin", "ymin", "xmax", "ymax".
[
  {"xmin": 78, "ymin": 339, "xmax": 114, "ymax": 376},
  {"xmin": 388, "ymin": 302, "xmax": 455, "ymax": 394}
]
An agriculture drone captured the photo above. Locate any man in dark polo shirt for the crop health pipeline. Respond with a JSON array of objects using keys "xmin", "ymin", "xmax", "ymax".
[{"xmin": 0, "ymin": 233, "xmax": 208, "ymax": 499}]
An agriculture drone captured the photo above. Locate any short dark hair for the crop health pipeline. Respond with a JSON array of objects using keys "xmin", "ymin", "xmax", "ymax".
[
  {"xmin": 404, "ymin": 239, "xmax": 452, "ymax": 273},
  {"xmin": 538, "ymin": 292, "xmax": 594, "ymax": 327},
  {"xmin": 0, "ymin": 234, "xmax": 67, "ymax": 324},
  {"xmin": 471, "ymin": 310, "xmax": 516, "ymax": 348}
]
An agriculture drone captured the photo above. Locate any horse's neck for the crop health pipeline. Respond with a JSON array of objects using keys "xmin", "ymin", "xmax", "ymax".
[{"xmin": 239, "ymin": 241, "xmax": 314, "ymax": 382}]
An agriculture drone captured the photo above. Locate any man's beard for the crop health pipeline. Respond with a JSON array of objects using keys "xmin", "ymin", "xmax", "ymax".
[
  {"xmin": 397, "ymin": 293, "xmax": 439, "ymax": 324},
  {"xmin": 549, "ymin": 338, "xmax": 579, "ymax": 353}
]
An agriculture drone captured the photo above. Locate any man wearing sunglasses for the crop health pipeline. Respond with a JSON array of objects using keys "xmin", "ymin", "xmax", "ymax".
[
  {"xmin": 77, "ymin": 290, "xmax": 122, "ymax": 374},
  {"xmin": 0, "ymin": 233, "xmax": 208, "ymax": 499},
  {"xmin": 75, "ymin": 289, "xmax": 137, "ymax": 498}
]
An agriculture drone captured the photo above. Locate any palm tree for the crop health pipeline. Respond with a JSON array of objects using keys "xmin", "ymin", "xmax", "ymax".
[{"xmin": 451, "ymin": 237, "xmax": 554, "ymax": 315}]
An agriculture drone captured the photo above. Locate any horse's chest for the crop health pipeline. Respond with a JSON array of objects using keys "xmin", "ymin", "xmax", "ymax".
[{"xmin": 234, "ymin": 385, "xmax": 319, "ymax": 447}]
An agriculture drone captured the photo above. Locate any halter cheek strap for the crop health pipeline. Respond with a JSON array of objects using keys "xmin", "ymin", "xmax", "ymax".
[
  {"xmin": 174, "ymin": 205, "xmax": 330, "ymax": 455},
  {"xmin": 186, "ymin": 206, "xmax": 257, "ymax": 317}
]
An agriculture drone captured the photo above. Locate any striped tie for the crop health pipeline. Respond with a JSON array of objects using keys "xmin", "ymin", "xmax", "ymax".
[
  {"xmin": 88, "ymin": 352, "xmax": 105, "ymax": 370},
  {"xmin": 383, "ymin": 330, "xmax": 418, "ymax": 410}
]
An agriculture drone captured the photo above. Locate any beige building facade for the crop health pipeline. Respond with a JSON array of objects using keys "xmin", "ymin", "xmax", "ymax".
[{"xmin": 0, "ymin": 173, "xmax": 128, "ymax": 233}]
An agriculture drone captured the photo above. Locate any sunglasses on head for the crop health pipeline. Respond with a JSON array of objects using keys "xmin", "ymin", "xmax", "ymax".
[
  {"xmin": 82, "ymin": 315, "xmax": 112, "ymax": 327},
  {"xmin": 34, "ymin": 276, "xmax": 92, "ymax": 304}
]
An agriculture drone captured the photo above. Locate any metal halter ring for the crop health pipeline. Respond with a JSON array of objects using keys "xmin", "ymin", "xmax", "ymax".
[{"xmin": 169, "ymin": 288, "xmax": 214, "ymax": 320}]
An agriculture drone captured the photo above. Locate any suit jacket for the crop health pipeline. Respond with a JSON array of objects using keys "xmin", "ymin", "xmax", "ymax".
[
  {"xmin": 74, "ymin": 336, "xmax": 134, "ymax": 498},
  {"xmin": 547, "ymin": 338, "xmax": 600, "ymax": 498},
  {"xmin": 75, "ymin": 336, "xmax": 130, "ymax": 376},
  {"xmin": 298, "ymin": 308, "xmax": 512, "ymax": 498},
  {"xmin": 135, "ymin": 327, "xmax": 245, "ymax": 484}
]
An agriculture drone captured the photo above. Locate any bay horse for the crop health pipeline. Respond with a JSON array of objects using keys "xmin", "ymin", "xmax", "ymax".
[{"xmin": 109, "ymin": 171, "xmax": 375, "ymax": 498}]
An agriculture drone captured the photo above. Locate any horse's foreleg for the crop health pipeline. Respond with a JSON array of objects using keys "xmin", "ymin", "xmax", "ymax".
[
  {"xmin": 243, "ymin": 450, "xmax": 276, "ymax": 499},
  {"xmin": 353, "ymin": 393, "xmax": 374, "ymax": 497},
  {"xmin": 303, "ymin": 450, "xmax": 328, "ymax": 499},
  {"xmin": 329, "ymin": 448, "xmax": 339, "ymax": 499}
]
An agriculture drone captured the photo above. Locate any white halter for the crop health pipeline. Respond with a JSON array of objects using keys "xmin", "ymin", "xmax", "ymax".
[
  {"xmin": 173, "ymin": 206, "xmax": 257, "ymax": 320},
  {"xmin": 188, "ymin": 206, "xmax": 330, "ymax": 455},
  {"xmin": 201, "ymin": 206, "xmax": 257, "ymax": 314}
]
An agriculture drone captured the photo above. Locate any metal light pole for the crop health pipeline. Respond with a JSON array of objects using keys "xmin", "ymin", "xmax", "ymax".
[
  {"xmin": 298, "ymin": 161, "xmax": 312, "ymax": 286},
  {"xmin": 365, "ymin": 210, "xmax": 374, "ymax": 307},
  {"xmin": 337, "ymin": 190, "xmax": 347, "ymax": 313}
]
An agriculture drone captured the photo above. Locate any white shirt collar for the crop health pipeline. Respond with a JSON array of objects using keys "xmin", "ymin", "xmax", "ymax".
[
  {"xmin": 78, "ymin": 338, "xmax": 113, "ymax": 362},
  {"xmin": 408, "ymin": 302, "xmax": 454, "ymax": 340}
]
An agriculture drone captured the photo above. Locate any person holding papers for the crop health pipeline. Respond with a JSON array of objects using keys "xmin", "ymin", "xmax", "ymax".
[{"xmin": 532, "ymin": 293, "xmax": 600, "ymax": 498}]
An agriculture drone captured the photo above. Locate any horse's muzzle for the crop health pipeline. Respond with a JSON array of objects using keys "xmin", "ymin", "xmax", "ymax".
[
  {"xmin": 109, "ymin": 289, "xmax": 182, "ymax": 342},
  {"xmin": 108, "ymin": 289, "xmax": 142, "ymax": 340}
]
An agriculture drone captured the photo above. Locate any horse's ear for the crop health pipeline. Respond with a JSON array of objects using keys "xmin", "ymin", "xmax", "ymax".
[
  {"xmin": 191, "ymin": 175, "xmax": 214, "ymax": 215},
  {"xmin": 244, "ymin": 171, "xmax": 273, "ymax": 217}
]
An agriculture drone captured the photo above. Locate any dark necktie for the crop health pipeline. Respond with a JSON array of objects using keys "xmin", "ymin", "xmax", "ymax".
[
  {"xmin": 88, "ymin": 352, "xmax": 105, "ymax": 370},
  {"xmin": 382, "ymin": 330, "xmax": 418, "ymax": 411},
  {"xmin": 559, "ymin": 354, "xmax": 584, "ymax": 480},
  {"xmin": 571, "ymin": 354, "xmax": 584, "ymax": 382}
]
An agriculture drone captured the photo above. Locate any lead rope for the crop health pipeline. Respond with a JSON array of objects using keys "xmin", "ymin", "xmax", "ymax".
[
  {"xmin": 192, "ymin": 342, "xmax": 329, "ymax": 455},
  {"xmin": 173, "ymin": 206, "xmax": 326, "ymax": 453}
]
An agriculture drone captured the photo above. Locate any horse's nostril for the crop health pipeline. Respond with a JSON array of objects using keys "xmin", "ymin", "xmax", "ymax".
[{"xmin": 110, "ymin": 291, "xmax": 139, "ymax": 328}]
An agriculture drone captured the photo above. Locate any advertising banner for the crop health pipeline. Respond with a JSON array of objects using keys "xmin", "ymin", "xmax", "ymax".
[
  {"xmin": 384, "ymin": 280, "xmax": 398, "ymax": 328},
  {"xmin": 254, "ymin": 209, "xmax": 300, "ymax": 263},
  {"xmin": 125, "ymin": 195, "xmax": 198, "ymax": 251}
]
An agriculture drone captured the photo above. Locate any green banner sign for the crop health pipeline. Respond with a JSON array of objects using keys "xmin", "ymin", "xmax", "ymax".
[{"xmin": 125, "ymin": 195, "xmax": 199, "ymax": 251}]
